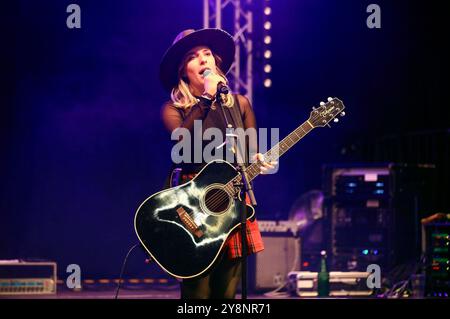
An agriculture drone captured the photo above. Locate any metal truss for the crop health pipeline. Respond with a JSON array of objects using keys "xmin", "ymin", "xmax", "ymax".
[{"xmin": 203, "ymin": 0, "xmax": 254, "ymax": 104}]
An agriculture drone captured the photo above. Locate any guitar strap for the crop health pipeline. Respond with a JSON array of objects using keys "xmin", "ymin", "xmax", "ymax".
[
  {"xmin": 228, "ymin": 94, "xmax": 245, "ymax": 130},
  {"xmin": 226, "ymin": 94, "xmax": 248, "ymax": 164}
]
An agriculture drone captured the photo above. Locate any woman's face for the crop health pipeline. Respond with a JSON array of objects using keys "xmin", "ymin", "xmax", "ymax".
[{"xmin": 182, "ymin": 46, "xmax": 218, "ymax": 94}]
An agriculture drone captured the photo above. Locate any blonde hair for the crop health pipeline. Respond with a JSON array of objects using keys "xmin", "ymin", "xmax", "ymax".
[{"xmin": 170, "ymin": 53, "xmax": 234, "ymax": 110}]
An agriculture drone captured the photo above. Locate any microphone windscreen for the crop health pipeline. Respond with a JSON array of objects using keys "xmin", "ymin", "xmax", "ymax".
[{"xmin": 202, "ymin": 69, "xmax": 212, "ymax": 78}]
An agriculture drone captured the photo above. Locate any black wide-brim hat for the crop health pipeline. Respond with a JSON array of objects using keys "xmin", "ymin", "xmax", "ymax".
[{"xmin": 159, "ymin": 28, "xmax": 235, "ymax": 92}]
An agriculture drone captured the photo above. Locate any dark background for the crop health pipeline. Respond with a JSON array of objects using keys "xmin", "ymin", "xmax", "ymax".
[{"xmin": 1, "ymin": 0, "xmax": 448, "ymax": 279}]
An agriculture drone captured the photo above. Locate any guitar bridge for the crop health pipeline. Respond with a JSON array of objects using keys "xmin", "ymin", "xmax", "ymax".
[{"xmin": 176, "ymin": 207, "xmax": 204, "ymax": 238}]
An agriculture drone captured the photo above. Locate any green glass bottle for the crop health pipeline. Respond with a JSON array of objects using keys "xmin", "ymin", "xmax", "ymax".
[{"xmin": 317, "ymin": 250, "xmax": 330, "ymax": 297}]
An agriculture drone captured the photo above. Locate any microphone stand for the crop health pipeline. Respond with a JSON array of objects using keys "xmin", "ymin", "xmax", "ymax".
[{"xmin": 215, "ymin": 87, "xmax": 257, "ymax": 300}]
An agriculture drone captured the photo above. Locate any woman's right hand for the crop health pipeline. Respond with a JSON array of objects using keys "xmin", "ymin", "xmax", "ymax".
[
  {"xmin": 253, "ymin": 153, "xmax": 278, "ymax": 175},
  {"xmin": 203, "ymin": 71, "xmax": 227, "ymax": 96}
]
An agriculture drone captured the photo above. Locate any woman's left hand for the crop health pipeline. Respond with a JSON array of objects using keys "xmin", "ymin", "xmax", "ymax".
[{"xmin": 252, "ymin": 153, "xmax": 278, "ymax": 174}]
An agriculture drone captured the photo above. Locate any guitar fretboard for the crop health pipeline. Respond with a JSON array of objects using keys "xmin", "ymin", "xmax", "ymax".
[{"xmin": 223, "ymin": 119, "xmax": 314, "ymax": 194}]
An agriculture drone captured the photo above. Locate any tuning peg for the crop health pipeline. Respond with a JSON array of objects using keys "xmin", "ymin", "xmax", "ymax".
[
  {"xmin": 340, "ymin": 111, "xmax": 346, "ymax": 117},
  {"xmin": 320, "ymin": 101, "xmax": 325, "ymax": 106},
  {"xmin": 327, "ymin": 97, "xmax": 333, "ymax": 102},
  {"xmin": 312, "ymin": 106, "xmax": 316, "ymax": 110},
  {"xmin": 325, "ymin": 123, "xmax": 331, "ymax": 128},
  {"xmin": 333, "ymin": 118, "xmax": 339, "ymax": 123}
]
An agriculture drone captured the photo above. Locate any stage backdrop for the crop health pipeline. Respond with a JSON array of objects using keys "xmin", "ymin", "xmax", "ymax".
[{"xmin": 2, "ymin": 0, "xmax": 447, "ymax": 279}]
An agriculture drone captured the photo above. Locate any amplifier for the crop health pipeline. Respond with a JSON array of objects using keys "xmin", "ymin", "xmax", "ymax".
[
  {"xmin": 323, "ymin": 163, "xmax": 436, "ymax": 271},
  {"xmin": 424, "ymin": 222, "xmax": 450, "ymax": 298},
  {"xmin": 287, "ymin": 271, "xmax": 373, "ymax": 297},
  {"xmin": 0, "ymin": 260, "xmax": 57, "ymax": 295},
  {"xmin": 332, "ymin": 167, "xmax": 390, "ymax": 199},
  {"xmin": 250, "ymin": 233, "xmax": 301, "ymax": 291}
]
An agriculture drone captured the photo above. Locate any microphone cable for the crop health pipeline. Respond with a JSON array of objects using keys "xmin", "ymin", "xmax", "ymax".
[{"xmin": 114, "ymin": 243, "xmax": 142, "ymax": 299}]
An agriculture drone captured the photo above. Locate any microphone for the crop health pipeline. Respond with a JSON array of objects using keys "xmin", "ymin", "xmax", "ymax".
[{"xmin": 202, "ymin": 69, "xmax": 230, "ymax": 94}]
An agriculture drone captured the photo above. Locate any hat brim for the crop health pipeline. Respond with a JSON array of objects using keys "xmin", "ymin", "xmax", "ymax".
[{"xmin": 159, "ymin": 28, "xmax": 235, "ymax": 92}]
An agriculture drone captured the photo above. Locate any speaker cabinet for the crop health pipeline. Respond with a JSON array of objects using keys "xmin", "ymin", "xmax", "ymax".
[
  {"xmin": 322, "ymin": 163, "xmax": 436, "ymax": 271},
  {"xmin": 249, "ymin": 234, "xmax": 300, "ymax": 291}
]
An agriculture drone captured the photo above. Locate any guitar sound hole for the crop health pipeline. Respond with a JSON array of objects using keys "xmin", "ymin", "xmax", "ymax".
[{"xmin": 205, "ymin": 188, "xmax": 230, "ymax": 214}]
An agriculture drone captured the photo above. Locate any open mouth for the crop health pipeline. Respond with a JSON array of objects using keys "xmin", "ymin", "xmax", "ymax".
[{"xmin": 199, "ymin": 68, "xmax": 210, "ymax": 76}]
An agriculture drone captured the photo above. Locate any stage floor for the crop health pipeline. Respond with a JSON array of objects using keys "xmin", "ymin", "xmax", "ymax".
[
  {"xmin": 2, "ymin": 284, "xmax": 362, "ymax": 299},
  {"xmin": 0, "ymin": 291, "xmax": 293, "ymax": 299},
  {"xmin": 0, "ymin": 284, "xmax": 299, "ymax": 299}
]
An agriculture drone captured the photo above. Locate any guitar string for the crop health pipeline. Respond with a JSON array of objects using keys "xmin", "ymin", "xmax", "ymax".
[
  {"xmin": 204, "ymin": 159, "xmax": 271, "ymax": 211},
  {"xmin": 204, "ymin": 122, "xmax": 285, "ymax": 209},
  {"xmin": 204, "ymin": 163, "xmax": 259, "ymax": 212},
  {"xmin": 205, "ymin": 150, "xmax": 280, "ymax": 211},
  {"xmin": 204, "ymin": 127, "xmax": 303, "ymax": 210},
  {"xmin": 201, "ymin": 106, "xmax": 342, "ymax": 211},
  {"xmin": 203, "ymin": 139, "xmax": 292, "ymax": 211},
  {"xmin": 208, "ymin": 105, "xmax": 344, "ymax": 210},
  {"xmin": 205, "ymin": 136, "xmax": 295, "ymax": 211},
  {"xmin": 204, "ymin": 120, "xmax": 320, "ymax": 211}
]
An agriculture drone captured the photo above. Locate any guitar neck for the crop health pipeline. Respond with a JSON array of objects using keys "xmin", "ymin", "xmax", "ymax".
[
  {"xmin": 223, "ymin": 97, "xmax": 345, "ymax": 194},
  {"xmin": 232, "ymin": 119, "xmax": 315, "ymax": 184}
]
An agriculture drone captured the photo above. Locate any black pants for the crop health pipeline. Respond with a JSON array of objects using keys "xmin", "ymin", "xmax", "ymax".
[{"xmin": 180, "ymin": 250, "xmax": 242, "ymax": 299}]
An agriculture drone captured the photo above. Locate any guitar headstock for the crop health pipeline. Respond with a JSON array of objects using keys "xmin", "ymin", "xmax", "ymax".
[{"xmin": 308, "ymin": 97, "xmax": 346, "ymax": 128}]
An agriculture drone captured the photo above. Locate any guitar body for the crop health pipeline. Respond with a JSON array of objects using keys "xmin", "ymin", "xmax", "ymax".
[{"xmin": 134, "ymin": 160, "xmax": 254, "ymax": 279}]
